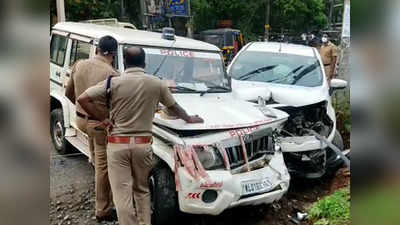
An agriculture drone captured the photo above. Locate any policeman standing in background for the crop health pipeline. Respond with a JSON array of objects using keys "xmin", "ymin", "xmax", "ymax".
[
  {"xmin": 319, "ymin": 33, "xmax": 339, "ymax": 80},
  {"xmin": 65, "ymin": 36, "xmax": 118, "ymax": 222},
  {"xmin": 77, "ymin": 47, "xmax": 204, "ymax": 225}
]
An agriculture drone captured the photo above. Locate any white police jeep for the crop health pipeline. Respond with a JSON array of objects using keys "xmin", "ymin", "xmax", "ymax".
[{"xmin": 50, "ymin": 22, "xmax": 291, "ymax": 225}]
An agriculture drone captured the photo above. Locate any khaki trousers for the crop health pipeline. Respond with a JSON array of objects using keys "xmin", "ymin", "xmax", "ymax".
[
  {"xmin": 107, "ymin": 139, "xmax": 153, "ymax": 225},
  {"xmin": 324, "ymin": 65, "xmax": 334, "ymax": 80},
  {"xmin": 76, "ymin": 117, "xmax": 95, "ymax": 164},
  {"xmin": 77, "ymin": 116, "xmax": 113, "ymax": 217}
]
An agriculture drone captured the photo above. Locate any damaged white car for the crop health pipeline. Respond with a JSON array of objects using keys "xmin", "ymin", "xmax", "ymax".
[
  {"xmin": 228, "ymin": 42, "xmax": 348, "ymax": 178},
  {"xmin": 50, "ymin": 23, "xmax": 291, "ymax": 225}
]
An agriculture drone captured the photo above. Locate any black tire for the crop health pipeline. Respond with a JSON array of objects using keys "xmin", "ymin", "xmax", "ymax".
[
  {"xmin": 325, "ymin": 129, "xmax": 345, "ymax": 176},
  {"xmin": 149, "ymin": 161, "xmax": 178, "ymax": 225},
  {"xmin": 50, "ymin": 108, "xmax": 68, "ymax": 154}
]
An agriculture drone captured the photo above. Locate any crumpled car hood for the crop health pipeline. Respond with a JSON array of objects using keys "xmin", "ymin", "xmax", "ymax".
[
  {"xmin": 232, "ymin": 79, "xmax": 330, "ymax": 107},
  {"xmin": 153, "ymin": 94, "xmax": 288, "ymax": 130}
]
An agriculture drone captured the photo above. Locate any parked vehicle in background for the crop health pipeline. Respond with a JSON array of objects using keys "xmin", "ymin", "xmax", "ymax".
[
  {"xmin": 82, "ymin": 18, "xmax": 137, "ymax": 29},
  {"xmin": 199, "ymin": 28, "xmax": 245, "ymax": 64},
  {"xmin": 228, "ymin": 42, "xmax": 348, "ymax": 178},
  {"xmin": 50, "ymin": 23, "xmax": 291, "ymax": 225}
]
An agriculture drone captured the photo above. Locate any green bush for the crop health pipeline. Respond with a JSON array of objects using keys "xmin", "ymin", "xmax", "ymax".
[
  {"xmin": 192, "ymin": 0, "xmax": 327, "ymax": 41},
  {"xmin": 309, "ymin": 187, "xmax": 350, "ymax": 225}
]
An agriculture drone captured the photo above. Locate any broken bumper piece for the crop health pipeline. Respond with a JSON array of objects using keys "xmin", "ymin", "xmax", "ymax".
[
  {"xmin": 279, "ymin": 132, "xmax": 335, "ymax": 178},
  {"xmin": 279, "ymin": 135, "xmax": 330, "ymax": 152},
  {"xmin": 176, "ymin": 152, "xmax": 290, "ymax": 215}
]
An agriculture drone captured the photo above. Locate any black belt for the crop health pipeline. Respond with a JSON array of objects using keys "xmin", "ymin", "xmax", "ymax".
[{"xmin": 76, "ymin": 111, "xmax": 96, "ymax": 121}]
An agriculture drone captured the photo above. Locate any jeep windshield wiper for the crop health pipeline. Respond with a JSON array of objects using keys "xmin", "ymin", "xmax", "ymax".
[
  {"xmin": 207, "ymin": 85, "xmax": 231, "ymax": 92},
  {"xmin": 237, "ymin": 65, "xmax": 277, "ymax": 80},
  {"xmin": 169, "ymin": 85, "xmax": 199, "ymax": 92},
  {"xmin": 199, "ymin": 85, "xmax": 231, "ymax": 96},
  {"xmin": 206, "ymin": 85, "xmax": 230, "ymax": 92}
]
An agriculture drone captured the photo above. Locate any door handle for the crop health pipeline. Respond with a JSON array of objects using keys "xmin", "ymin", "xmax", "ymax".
[{"xmin": 55, "ymin": 72, "xmax": 61, "ymax": 77}]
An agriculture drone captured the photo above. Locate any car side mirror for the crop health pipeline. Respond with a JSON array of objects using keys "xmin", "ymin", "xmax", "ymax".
[{"xmin": 329, "ymin": 79, "xmax": 347, "ymax": 95}]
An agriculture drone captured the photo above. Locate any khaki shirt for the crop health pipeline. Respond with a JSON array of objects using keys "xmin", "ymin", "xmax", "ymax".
[
  {"xmin": 66, "ymin": 55, "xmax": 117, "ymax": 119},
  {"xmin": 319, "ymin": 42, "xmax": 338, "ymax": 65},
  {"xmin": 85, "ymin": 67, "xmax": 176, "ymax": 136}
]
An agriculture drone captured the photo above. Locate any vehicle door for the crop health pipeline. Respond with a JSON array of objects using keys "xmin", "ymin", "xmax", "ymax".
[
  {"xmin": 50, "ymin": 31, "xmax": 69, "ymax": 94},
  {"xmin": 65, "ymin": 35, "xmax": 94, "ymax": 128}
]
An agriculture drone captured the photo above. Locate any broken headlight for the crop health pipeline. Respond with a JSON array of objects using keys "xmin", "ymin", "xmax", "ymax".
[{"xmin": 194, "ymin": 146, "xmax": 224, "ymax": 170}]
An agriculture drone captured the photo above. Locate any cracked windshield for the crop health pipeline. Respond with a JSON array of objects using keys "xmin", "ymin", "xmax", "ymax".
[
  {"xmin": 230, "ymin": 51, "xmax": 323, "ymax": 87},
  {"xmin": 124, "ymin": 46, "xmax": 230, "ymax": 93}
]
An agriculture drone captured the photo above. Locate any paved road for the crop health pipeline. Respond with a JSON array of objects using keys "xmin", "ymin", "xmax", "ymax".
[{"xmin": 50, "ymin": 147, "xmax": 93, "ymax": 199}]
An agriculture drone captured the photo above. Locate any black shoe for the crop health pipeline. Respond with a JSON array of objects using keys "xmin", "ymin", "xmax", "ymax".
[{"xmin": 96, "ymin": 209, "xmax": 118, "ymax": 222}]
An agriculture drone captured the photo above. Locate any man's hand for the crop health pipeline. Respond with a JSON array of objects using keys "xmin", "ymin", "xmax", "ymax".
[
  {"xmin": 77, "ymin": 92, "xmax": 103, "ymax": 122},
  {"xmin": 167, "ymin": 103, "xmax": 204, "ymax": 124},
  {"xmin": 65, "ymin": 77, "xmax": 76, "ymax": 103},
  {"xmin": 102, "ymin": 118, "xmax": 113, "ymax": 129},
  {"xmin": 187, "ymin": 115, "xmax": 204, "ymax": 123}
]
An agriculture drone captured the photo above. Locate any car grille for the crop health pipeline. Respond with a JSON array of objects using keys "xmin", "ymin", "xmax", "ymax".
[{"xmin": 223, "ymin": 134, "xmax": 274, "ymax": 170}]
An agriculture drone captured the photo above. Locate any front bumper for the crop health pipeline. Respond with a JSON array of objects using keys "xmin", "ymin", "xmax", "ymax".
[
  {"xmin": 279, "ymin": 128, "xmax": 335, "ymax": 178},
  {"xmin": 176, "ymin": 152, "xmax": 290, "ymax": 215}
]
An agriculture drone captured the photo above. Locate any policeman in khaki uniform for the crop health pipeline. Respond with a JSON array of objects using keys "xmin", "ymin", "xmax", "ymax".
[
  {"xmin": 65, "ymin": 36, "xmax": 118, "ymax": 222},
  {"xmin": 319, "ymin": 34, "xmax": 338, "ymax": 80},
  {"xmin": 78, "ymin": 47, "xmax": 204, "ymax": 225}
]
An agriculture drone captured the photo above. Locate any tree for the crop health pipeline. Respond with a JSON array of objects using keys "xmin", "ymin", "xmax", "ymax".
[
  {"xmin": 191, "ymin": 0, "xmax": 265, "ymax": 41},
  {"xmin": 191, "ymin": 0, "xmax": 328, "ymax": 41},
  {"xmin": 52, "ymin": 0, "xmax": 328, "ymax": 40},
  {"xmin": 271, "ymin": 0, "xmax": 328, "ymax": 33},
  {"xmin": 64, "ymin": 0, "xmax": 121, "ymax": 22}
]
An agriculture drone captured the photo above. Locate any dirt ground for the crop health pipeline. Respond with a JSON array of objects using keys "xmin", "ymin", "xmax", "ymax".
[{"xmin": 50, "ymin": 143, "xmax": 350, "ymax": 225}]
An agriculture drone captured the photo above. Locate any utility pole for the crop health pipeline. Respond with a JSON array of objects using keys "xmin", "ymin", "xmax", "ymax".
[
  {"xmin": 139, "ymin": 0, "xmax": 147, "ymax": 29},
  {"xmin": 328, "ymin": 0, "xmax": 334, "ymax": 30},
  {"xmin": 187, "ymin": 0, "xmax": 193, "ymax": 38},
  {"xmin": 120, "ymin": 0, "xmax": 128, "ymax": 21},
  {"xmin": 341, "ymin": 0, "xmax": 350, "ymax": 46},
  {"xmin": 264, "ymin": 0, "xmax": 270, "ymax": 41},
  {"xmin": 56, "ymin": 0, "xmax": 66, "ymax": 22}
]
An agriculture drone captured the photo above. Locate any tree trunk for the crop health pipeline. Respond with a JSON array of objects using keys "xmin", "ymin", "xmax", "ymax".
[{"xmin": 264, "ymin": 0, "xmax": 270, "ymax": 41}]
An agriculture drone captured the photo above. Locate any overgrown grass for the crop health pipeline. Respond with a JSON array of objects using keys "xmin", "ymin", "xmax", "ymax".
[{"xmin": 309, "ymin": 187, "xmax": 350, "ymax": 225}]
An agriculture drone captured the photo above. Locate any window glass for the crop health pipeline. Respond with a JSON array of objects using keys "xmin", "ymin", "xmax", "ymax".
[
  {"xmin": 69, "ymin": 40, "xmax": 91, "ymax": 66},
  {"xmin": 50, "ymin": 34, "xmax": 68, "ymax": 66},
  {"xmin": 202, "ymin": 34, "xmax": 224, "ymax": 49},
  {"xmin": 230, "ymin": 51, "xmax": 323, "ymax": 87},
  {"xmin": 124, "ymin": 46, "xmax": 229, "ymax": 93}
]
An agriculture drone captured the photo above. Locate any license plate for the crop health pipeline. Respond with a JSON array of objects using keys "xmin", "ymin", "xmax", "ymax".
[{"xmin": 241, "ymin": 178, "xmax": 272, "ymax": 196}]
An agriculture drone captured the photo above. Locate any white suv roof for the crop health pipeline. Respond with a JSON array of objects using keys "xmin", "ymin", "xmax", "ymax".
[
  {"xmin": 245, "ymin": 42, "xmax": 316, "ymax": 57},
  {"xmin": 53, "ymin": 22, "xmax": 220, "ymax": 52}
]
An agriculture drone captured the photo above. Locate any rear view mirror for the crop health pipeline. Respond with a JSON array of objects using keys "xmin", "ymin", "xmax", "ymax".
[{"xmin": 329, "ymin": 79, "xmax": 348, "ymax": 95}]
